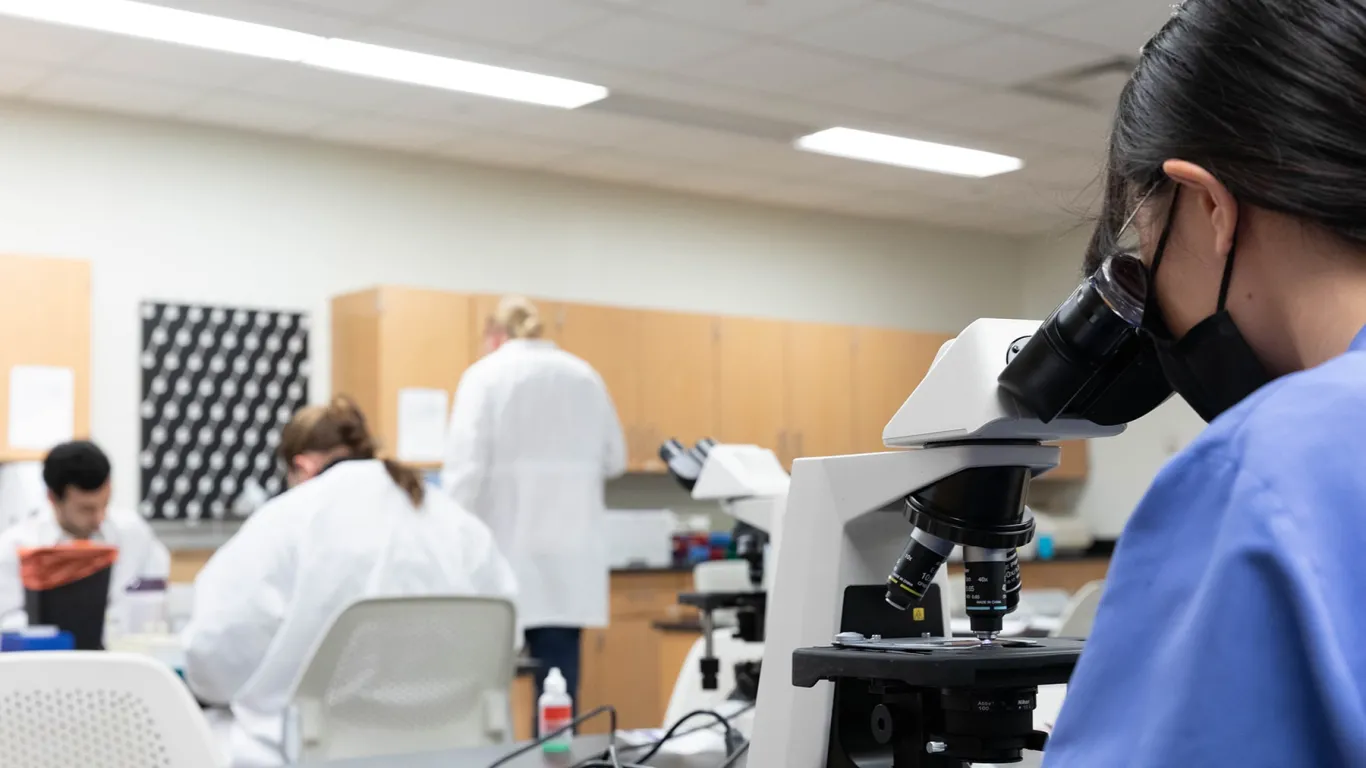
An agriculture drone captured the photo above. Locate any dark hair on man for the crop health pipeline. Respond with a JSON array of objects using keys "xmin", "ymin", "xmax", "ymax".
[
  {"xmin": 1087, "ymin": 0, "xmax": 1366, "ymax": 274},
  {"xmin": 43, "ymin": 441, "xmax": 112, "ymax": 500}
]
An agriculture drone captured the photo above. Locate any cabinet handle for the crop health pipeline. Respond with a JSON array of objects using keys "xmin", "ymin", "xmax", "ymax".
[
  {"xmin": 795, "ymin": 432, "xmax": 804, "ymax": 458},
  {"xmin": 777, "ymin": 430, "xmax": 788, "ymax": 463}
]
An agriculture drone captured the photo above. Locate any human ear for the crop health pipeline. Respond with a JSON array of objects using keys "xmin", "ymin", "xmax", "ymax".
[{"xmin": 1163, "ymin": 159, "xmax": 1239, "ymax": 260}]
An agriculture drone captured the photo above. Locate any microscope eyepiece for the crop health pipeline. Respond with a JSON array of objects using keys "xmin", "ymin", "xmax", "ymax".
[
  {"xmin": 999, "ymin": 251, "xmax": 1172, "ymax": 426},
  {"xmin": 659, "ymin": 438, "xmax": 703, "ymax": 491}
]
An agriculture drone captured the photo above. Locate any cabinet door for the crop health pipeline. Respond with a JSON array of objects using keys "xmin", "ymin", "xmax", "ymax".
[
  {"xmin": 555, "ymin": 303, "xmax": 642, "ymax": 466},
  {"xmin": 0, "ymin": 255, "xmax": 90, "ymax": 461},
  {"xmin": 784, "ymin": 323, "xmax": 855, "ymax": 461},
  {"xmin": 1039, "ymin": 440, "xmax": 1089, "ymax": 481},
  {"xmin": 851, "ymin": 329, "xmax": 953, "ymax": 454},
  {"xmin": 715, "ymin": 317, "xmax": 787, "ymax": 458},
  {"xmin": 637, "ymin": 312, "xmax": 717, "ymax": 472},
  {"xmin": 376, "ymin": 287, "xmax": 471, "ymax": 466},
  {"xmin": 577, "ymin": 620, "xmax": 662, "ymax": 731}
]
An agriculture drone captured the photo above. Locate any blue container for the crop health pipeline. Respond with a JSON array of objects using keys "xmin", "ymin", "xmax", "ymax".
[{"xmin": 1, "ymin": 627, "xmax": 76, "ymax": 652}]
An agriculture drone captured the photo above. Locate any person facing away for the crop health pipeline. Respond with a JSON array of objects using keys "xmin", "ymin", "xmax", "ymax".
[
  {"xmin": 1043, "ymin": 1, "xmax": 1366, "ymax": 765},
  {"xmin": 0, "ymin": 440, "xmax": 169, "ymax": 629},
  {"xmin": 442, "ymin": 296, "xmax": 626, "ymax": 719},
  {"xmin": 182, "ymin": 397, "xmax": 517, "ymax": 768}
]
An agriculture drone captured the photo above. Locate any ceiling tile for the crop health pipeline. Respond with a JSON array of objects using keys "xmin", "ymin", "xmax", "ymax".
[
  {"xmin": 806, "ymin": 68, "xmax": 977, "ymax": 116},
  {"xmin": 152, "ymin": 0, "xmax": 366, "ymax": 36},
  {"xmin": 923, "ymin": 90, "xmax": 1099, "ymax": 133},
  {"xmin": 842, "ymin": 188, "xmax": 954, "ymax": 220},
  {"xmin": 548, "ymin": 15, "xmax": 747, "ymax": 73},
  {"xmin": 1009, "ymin": 151, "xmax": 1106, "ymax": 192},
  {"xmin": 903, "ymin": 0, "xmax": 1091, "ymax": 25},
  {"xmin": 688, "ymin": 43, "xmax": 866, "ymax": 96},
  {"xmin": 311, "ymin": 114, "xmax": 462, "ymax": 151},
  {"xmin": 1012, "ymin": 108, "xmax": 1115, "ymax": 153},
  {"xmin": 481, "ymin": 106, "xmax": 660, "ymax": 147},
  {"xmin": 1032, "ymin": 0, "xmax": 1179, "ymax": 56},
  {"xmin": 789, "ymin": 3, "xmax": 990, "ymax": 62},
  {"xmin": 395, "ymin": 0, "xmax": 614, "ymax": 48},
  {"xmin": 435, "ymin": 130, "xmax": 584, "ymax": 167},
  {"xmin": 623, "ymin": 75, "xmax": 840, "ymax": 128},
  {"xmin": 542, "ymin": 149, "xmax": 679, "ymax": 185},
  {"xmin": 29, "ymin": 72, "xmax": 202, "ymax": 116},
  {"xmin": 0, "ymin": 58, "xmax": 49, "ymax": 94},
  {"xmin": 645, "ymin": 0, "xmax": 867, "ymax": 35},
  {"xmin": 284, "ymin": 0, "xmax": 414, "ymax": 17},
  {"xmin": 0, "ymin": 15, "xmax": 111, "ymax": 65},
  {"xmin": 178, "ymin": 92, "xmax": 338, "ymax": 134},
  {"xmin": 231, "ymin": 64, "xmax": 420, "ymax": 113},
  {"xmin": 905, "ymin": 31, "xmax": 1107, "ymax": 87},
  {"xmin": 72, "ymin": 37, "xmax": 276, "ymax": 89}
]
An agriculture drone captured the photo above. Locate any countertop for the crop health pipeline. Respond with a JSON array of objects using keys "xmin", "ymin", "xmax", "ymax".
[
  {"xmin": 322, "ymin": 735, "xmax": 744, "ymax": 767},
  {"xmin": 611, "ymin": 565, "xmax": 694, "ymax": 575}
]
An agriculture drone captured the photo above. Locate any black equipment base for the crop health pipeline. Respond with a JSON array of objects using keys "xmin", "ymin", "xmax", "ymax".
[
  {"xmin": 792, "ymin": 637, "xmax": 1083, "ymax": 690},
  {"xmin": 792, "ymin": 638, "xmax": 1082, "ymax": 767}
]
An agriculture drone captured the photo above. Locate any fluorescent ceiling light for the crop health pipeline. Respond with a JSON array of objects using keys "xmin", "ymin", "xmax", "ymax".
[
  {"xmin": 0, "ymin": 0, "xmax": 608, "ymax": 109},
  {"xmin": 796, "ymin": 127, "xmax": 1023, "ymax": 178},
  {"xmin": 0, "ymin": 0, "xmax": 324, "ymax": 60},
  {"xmin": 304, "ymin": 40, "xmax": 608, "ymax": 109}
]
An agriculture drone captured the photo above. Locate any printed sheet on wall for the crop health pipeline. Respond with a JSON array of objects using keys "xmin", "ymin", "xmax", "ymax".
[{"xmin": 139, "ymin": 302, "xmax": 309, "ymax": 522}]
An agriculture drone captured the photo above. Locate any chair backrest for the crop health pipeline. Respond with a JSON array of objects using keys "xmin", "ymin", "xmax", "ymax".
[
  {"xmin": 290, "ymin": 595, "xmax": 516, "ymax": 763},
  {"xmin": 1051, "ymin": 580, "xmax": 1106, "ymax": 639},
  {"xmin": 0, "ymin": 651, "xmax": 218, "ymax": 768}
]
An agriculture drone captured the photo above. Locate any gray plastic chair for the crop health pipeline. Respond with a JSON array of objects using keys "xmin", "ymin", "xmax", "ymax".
[
  {"xmin": 288, "ymin": 595, "xmax": 517, "ymax": 763},
  {"xmin": 1051, "ymin": 580, "xmax": 1106, "ymax": 639},
  {"xmin": 0, "ymin": 652, "xmax": 218, "ymax": 768}
]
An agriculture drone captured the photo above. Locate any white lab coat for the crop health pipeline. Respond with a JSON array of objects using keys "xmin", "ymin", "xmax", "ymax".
[
  {"xmin": 0, "ymin": 502, "xmax": 171, "ymax": 629},
  {"xmin": 181, "ymin": 459, "xmax": 518, "ymax": 768},
  {"xmin": 443, "ymin": 339, "xmax": 626, "ymax": 630}
]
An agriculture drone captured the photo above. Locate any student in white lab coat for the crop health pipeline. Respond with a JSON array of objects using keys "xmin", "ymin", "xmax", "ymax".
[
  {"xmin": 443, "ymin": 296, "xmax": 627, "ymax": 727},
  {"xmin": 0, "ymin": 441, "xmax": 170, "ymax": 628},
  {"xmin": 182, "ymin": 397, "xmax": 517, "ymax": 767}
]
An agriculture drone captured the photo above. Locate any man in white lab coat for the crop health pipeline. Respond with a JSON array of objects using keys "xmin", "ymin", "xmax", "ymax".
[
  {"xmin": 0, "ymin": 441, "xmax": 170, "ymax": 629},
  {"xmin": 443, "ymin": 296, "xmax": 627, "ymax": 726}
]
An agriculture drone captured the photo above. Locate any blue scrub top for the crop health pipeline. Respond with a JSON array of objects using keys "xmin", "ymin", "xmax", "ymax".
[{"xmin": 1044, "ymin": 326, "xmax": 1366, "ymax": 767}]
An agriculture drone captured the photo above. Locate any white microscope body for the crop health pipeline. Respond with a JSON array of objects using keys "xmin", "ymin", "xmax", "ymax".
[
  {"xmin": 747, "ymin": 319, "xmax": 1124, "ymax": 768},
  {"xmin": 690, "ymin": 442, "xmax": 789, "ymax": 586}
]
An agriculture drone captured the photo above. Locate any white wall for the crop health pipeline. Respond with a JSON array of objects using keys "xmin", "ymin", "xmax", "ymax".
[
  {"xmin": 1020, "ymin": 227, "xmax": 1205, "ymax": 538},
  {"xmin": 0, "ymin": 101, "xmax": 1025, "ymax": 514}
]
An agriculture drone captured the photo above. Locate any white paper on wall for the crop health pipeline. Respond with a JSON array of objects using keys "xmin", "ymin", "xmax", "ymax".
[
  {"xmin": 396, "ymin": 388, "xmax": 449, "ymax": 463},
  {"xmin": 7, "ymin": 365, "xmax": 75, "ymax": 451}
]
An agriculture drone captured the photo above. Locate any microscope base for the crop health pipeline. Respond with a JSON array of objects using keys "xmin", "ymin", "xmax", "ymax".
[{"xmin": 792, "ymin": 638, "xmax": 1081, "ymax": 767}]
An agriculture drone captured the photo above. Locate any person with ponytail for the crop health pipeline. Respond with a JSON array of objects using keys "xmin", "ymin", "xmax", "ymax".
[
  {"xmin": 444, "ymin": 295, "xmax": 626, "ymax": 732},
  {"xmin": 1043, "ymin": 2, "xmax": 1366, "ymax": 766},
  {"xmin": 183, "ymin": 396, "xmax": 517, "ymax": 767}
]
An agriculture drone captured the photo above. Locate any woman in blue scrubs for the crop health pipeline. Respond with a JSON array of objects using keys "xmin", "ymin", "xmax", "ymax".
[{"xmin": 1043, "ymin": 2, "xmax": 1366, "ymax": 766}]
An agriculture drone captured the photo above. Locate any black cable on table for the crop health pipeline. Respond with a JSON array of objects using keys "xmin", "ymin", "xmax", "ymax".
[
  {"xmin": 485, "ymin": 705, "xmax": 620, "ymax": 768},
  {"xmin": 572, "ymin": 705, "xmax": 748, "ymax": 768}
]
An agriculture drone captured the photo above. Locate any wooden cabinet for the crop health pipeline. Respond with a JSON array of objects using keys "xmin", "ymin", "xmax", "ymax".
[
  {"xmin": 331, "ymin": 287, "xmax": 472, "ymax": 468},
  {"xmin": 851, "ymin": 328, "xmax": 952, "ymax": 456},
  {"xmin": 554, "ymin": 303, "xmax": 645, "ymax": 468},
  {"xmin": 715, "ymin": 317, "xmax": 787, "ymax": 456},
  {"xmin": 635, "ymin": 312, "xmax": 716, "ymax": 472},
  {"xmin": 1039, "ymin": 440, "xmax": 1089, "ymax": 482},
  {"xmin": 0, "ymin": 255, "xmax": 91, "ymax": 461},
  {"xmin": 337, "ymin": 288, "xmax": 1091, "ymax": 482},
  {"xmin": 784, "ymin": 323, "xmax": 855, "ymax": 463},
  {"xmin": 578, "ymin": 571, "xmax": 693, "ymax": 732}
]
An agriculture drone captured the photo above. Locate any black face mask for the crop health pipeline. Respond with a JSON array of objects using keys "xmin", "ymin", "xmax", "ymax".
[{"xmin": 1142, "ymin": 189, "xmax": 1274, "ymax": 422}]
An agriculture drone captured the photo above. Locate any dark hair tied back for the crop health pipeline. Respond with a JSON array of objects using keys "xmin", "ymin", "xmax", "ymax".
[{"xmin": 1089, "ymin": 0, "xmax": 1366, "ymax": 272}]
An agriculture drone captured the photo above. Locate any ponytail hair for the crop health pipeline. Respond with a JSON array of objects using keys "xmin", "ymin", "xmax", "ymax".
[
  {"xmin": 491, "ymin": 295, "xmax": 544, "ymax": 340},
  {"xmin": 278, "ymin": 396, "xmax": 426, "ymax": 506}
]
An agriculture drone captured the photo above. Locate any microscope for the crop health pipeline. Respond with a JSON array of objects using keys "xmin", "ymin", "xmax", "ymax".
[
  {"xmin": 659, "ymin": 438, "xmax": 789, "ymax": 698},
  {"xmin": 748, "ymin": 253, "xmax": 1173, "ymax": 767}
]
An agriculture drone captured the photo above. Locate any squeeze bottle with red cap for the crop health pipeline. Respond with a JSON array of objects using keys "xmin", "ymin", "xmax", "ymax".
[{"xmin": 538, "ymin": 667, "xmax": 574, "ymax": 753}]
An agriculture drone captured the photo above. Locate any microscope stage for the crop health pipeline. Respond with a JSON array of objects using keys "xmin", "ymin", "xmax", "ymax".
[{"xmin": 792, "ymin": 637, "xmax": 1083, "ymax": 690}]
